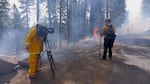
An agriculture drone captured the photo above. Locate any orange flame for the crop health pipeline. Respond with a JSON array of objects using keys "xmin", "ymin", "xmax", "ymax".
[{"xmin": 93, "ymin": 27, "xmax": 100, "ymax": 38}]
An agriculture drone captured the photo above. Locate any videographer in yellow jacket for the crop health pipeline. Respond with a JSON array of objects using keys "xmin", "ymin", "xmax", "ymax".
[{"xmin": 25, "ymin": 25, "xmax": 43, "ymax": 79}]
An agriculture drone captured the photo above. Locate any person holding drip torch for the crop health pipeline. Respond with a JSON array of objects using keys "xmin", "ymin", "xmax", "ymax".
[
  {"xmin": 100, "ymin": 18, "xmax": 116, "ymax": 60},
  {"xmin": 25, "ymin": 22, "xmax": 45, "ymax": 79}
]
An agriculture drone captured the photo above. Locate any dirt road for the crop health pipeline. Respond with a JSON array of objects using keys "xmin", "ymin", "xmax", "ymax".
[
  {"xmin": 0, "ymin": 35, "xmax": 150, "ymax": 84},
  {"xmin": 106, "ymin": 35, "xmax": 150, "ymax": 84}
]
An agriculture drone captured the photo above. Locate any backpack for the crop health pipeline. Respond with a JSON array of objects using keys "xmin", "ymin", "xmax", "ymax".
[{"xmin": 104, "ymin": 25, "xmax": 116, "ymax": 40}]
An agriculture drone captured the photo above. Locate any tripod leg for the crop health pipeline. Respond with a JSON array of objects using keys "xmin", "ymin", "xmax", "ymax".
[
  {"xmin": 49, "ymin": 58, "xmax": 55, "ymax": 78},
  {"xmin": 45, "ymin": 40, "xmax": 56, "ymax": 78},
  {"xmin": 50, "ymin": 55, "xmax": 56, "ymax": 69}
]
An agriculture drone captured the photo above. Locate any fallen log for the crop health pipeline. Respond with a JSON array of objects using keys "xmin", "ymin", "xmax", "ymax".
[{"xmin": 0, "ymin": 56, "xmax": 18, "ymax": 74}]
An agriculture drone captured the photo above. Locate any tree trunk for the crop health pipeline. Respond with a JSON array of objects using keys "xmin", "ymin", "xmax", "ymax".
[
  {"xmin": 26, "ymin": 0, "xmax": 29, "ymax": 30},
  {"xmin": 47, "ymin": 0, "xmax": 51, "ymax": 27},
  {"xmin": 67, "ymin": 0, "xmax": 71, "ymax": 44},
  {"xmin": 59, "ymin": 0, "xmax": 62, "ymax": 48},
  {"xmin": 90, "ymin": 0, "xmax": 95, "ymax": 36},
  {"xmin": 36, "ymin": 0, "xmax": 40, "ymax": 23}
]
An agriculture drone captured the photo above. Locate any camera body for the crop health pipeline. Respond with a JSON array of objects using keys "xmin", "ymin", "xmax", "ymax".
[{"xmin": 36, "ymin": 24, "xmax": 54, "ymax": 39}]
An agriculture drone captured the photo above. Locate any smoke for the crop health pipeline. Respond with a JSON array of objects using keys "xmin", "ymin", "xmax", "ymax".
[
  {"xmin": 119, "ymin": 0, "xmax": 150, "ymax": 35},
  {"xmin": 0, "ymin": 29, "xmax": 25, "ymax": 56},
  {"xmin": 2, "ymin": 0, "xmax": 149, "ymax": 58}
]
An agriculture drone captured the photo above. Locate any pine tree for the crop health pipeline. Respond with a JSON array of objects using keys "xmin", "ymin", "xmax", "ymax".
[
  {"xmin": 12, "ymin": 4, "xmax": 22, "ymax": 30},
  {"xmin": 36, "ymin": 0, "xmax": 40, "ymax": 23},
  {"xmin": 82, "ymin": 0, "xmax": 88, "ymax": 37},
  {"xmin": 90, "ymin": 0, "xmax": 104, "ymax": 35},
  {"xmin": 59, "ymin": 0, "xmax": 68, "ymax": 47},
  {"xmin": 70, "ymin": 0, "xmax": 78, "ymax": 43},
  {"xmin": 111, "ymin": 0, "xmax": 127, "ymax": 27},
  {"xmin": 0, "ymin": 0, "xmax": 10, "ymax": 38},
  {"xmin": 11, "ymin": 4, "xmax": 23, "ymax": 56},
  {"xmin": 19, "ymin": 0, "xmax": 35, "ymax": 30}
]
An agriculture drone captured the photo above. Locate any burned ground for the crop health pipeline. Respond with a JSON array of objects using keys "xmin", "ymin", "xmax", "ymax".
[{"xmin": 0, "ymin": 35, "xmax": 150, "ymax": 84}]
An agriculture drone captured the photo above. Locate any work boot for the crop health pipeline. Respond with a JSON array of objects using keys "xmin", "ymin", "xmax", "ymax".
[
  {"xmin": 101, "ymin": 58, "xmax": 106, "ymax": 61},
  {"xmin": 29, "ymin": 75, "xmax": 37, "ymax": 80},
  {"xmin": 37, "ymin": 69, "xmax": 42, "ymax": 73},
  {"xmin": 109, "ymin": 55, "xmax": 112, "ymax": 60}
]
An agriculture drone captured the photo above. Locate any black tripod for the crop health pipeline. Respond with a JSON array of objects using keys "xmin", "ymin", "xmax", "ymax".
[{"xmin": 44, "ymin": 38, "xmax": 56, "ymax": 78}]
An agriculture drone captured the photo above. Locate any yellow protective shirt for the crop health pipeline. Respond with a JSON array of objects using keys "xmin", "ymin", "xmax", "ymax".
[
  {"xmin": 25, "ymin": 27, "xmax": 43, "ymax": 54},
  {"xmin": 100, "ymin": 24, "xmax": 115, "ymax": 36}
]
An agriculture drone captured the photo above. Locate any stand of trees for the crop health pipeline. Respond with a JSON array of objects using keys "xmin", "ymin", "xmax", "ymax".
[
  {"xmin": 0, "ymin": 0, "xmax": 127, "ymax": 54},
  {"xmin": 0, "ymin": 0, "xmax": 10, "ymax": 38}
]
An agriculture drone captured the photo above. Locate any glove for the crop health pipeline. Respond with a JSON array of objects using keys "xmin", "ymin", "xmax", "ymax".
[{"xmin": 25, "ymin": 44, "xmax": 30, "ymax": 50}]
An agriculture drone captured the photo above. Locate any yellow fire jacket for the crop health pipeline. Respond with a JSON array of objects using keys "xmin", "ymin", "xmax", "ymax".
[
  {"xmin": 100, "ymin": 24, "xmax": 115, "ymax": 36},
  {"xmin": 25, "ymin": 27, "xmax": 43, "ymax": 54}
]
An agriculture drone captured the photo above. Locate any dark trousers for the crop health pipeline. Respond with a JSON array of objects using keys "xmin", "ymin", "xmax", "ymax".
[
  {"xmin": 103, "ymin": 47, "xmax": 112, "ymax": 59},
  {"xmin": 102, "ymin": 39, "xmax": 114, "ymax": 60}
]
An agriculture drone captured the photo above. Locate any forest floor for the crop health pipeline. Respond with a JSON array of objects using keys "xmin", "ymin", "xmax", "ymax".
[{"xmin": 0, "ymin": 34, "xmax": 150, "ymax": 84}]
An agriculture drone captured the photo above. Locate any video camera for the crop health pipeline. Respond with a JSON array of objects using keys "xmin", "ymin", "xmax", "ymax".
[{"xmin": 36, "ymin": 24, "xmax": 54, "ymax": 40}]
